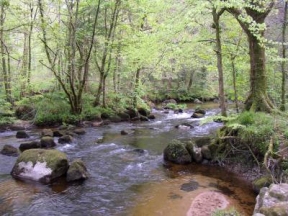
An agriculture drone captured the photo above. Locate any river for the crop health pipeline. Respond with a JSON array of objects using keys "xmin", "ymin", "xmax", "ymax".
[{"xmin": 0, "ymin": 104, "xmax": 256, "ymax": 215}]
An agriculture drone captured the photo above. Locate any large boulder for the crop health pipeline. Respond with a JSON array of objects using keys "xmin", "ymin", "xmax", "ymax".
[
  {"xmin": 66, "ymin": 159, "xmax": 89, "ymax": 182},
  {"xmin": 163, "ymin": 140, "xmax": 192, "ymax": 164},
  {"xmin": 1, "ymin": 145, "xmax": 19, "ymax": 157},
  {"xmin": 10, "ymin": 149, "xmax": 69, "ymax": 184},
  {"xmin": 253, "ymin": 183, "xmax": 288, "ymax": 216}
]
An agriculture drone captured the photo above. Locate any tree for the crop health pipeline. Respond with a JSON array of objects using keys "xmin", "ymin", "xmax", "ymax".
[
  {"xmin": 0, "ymin": 0, "xmax": 13, "ymax": 104},
  {"xmin": 38, "ymin": 0, "xmax": 100, "ymax": 114},
  {"xmin": 228, "ymin": 0, "xmax": 276, "ymax": 112},
  {"xmin": 93, "ymin": 0, "xmax": 121, "ymax": 107},
  {"xmin": 212, "ymin": 6, "xmax": 227, "ymax": 116},
  {"xmin": 280, "ymin": 0, "xmax": 287, "ymax": 111}
]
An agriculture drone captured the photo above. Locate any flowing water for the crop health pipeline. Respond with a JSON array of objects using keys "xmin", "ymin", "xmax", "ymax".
[{"xmin": 0, "ymin": 104, "xmax": 256, "ymax": 216}]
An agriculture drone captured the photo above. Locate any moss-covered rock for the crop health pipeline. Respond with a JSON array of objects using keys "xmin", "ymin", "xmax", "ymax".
[
  {"xmin": 252, "ymin": 176, "xmax": 273, "ymax": 194},
  {"xmin": 66, "ymin": 159, "xmax": 89, "ymax": 182},
  {"xmin": 73, "ymin": 128, "xmax": 86, "ymax": 135},
  {"xmin": 254, "ymin": 183, "xmax": 288, "ymax": 216},
  {"xmin": 138, "ymin": 107, "xmax": 150, "ymax": 117},
  {"xmin": 16, "ymin": 130, "xmax": 29, "ymax": 139},
  {"xmin": 163, "ymin": 140, "xmax": 192, "ymax": 164},
  {"xmin": 10, "ymin": 149, "xmax": 68, "ymax": 184},
  {"xmin": 195, "ymin": 137, "xmax": 212, "ymax": 147},
  {"xmin": 201, "ymin": 145, "xmax": 212, "ymax": 160},
  {"xmin": 186, "ymin": 141, "xmax": 202, "ymax": 163},
  {"xmin": 1, "ymin": 145, "xmax": 19, "ymax": 157},
  {"xmin": 53, "ymin": 130, "xmax": 66, "ymax": 137},
  {"xmin": 41, "ymin": 129, "xmax": 54, "ymax": 137},
  {"xmin": 194, "ymin": 108, "xmax": 206, "ymax": 115},
  {"xmin": 40, "ymin": 136, "xmax": 56, "ymax": 148},
  {"xmin": 191, "ymin": 112, "xmax": 205, "ymax": 118}
]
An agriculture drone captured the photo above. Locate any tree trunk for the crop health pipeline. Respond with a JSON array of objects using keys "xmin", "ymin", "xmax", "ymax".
[
  {"xmin": 231, "ymin": 57, "xmax": 239, "ymax": 113},
  {"xmin": 228, "ymin": 2, "xmax": 275, "ymax": 112},
  {"xmin": 94, "ymin": 74, "xmax": 104, "ymax": 107},
  {"xmin": 133, "ymin": 68, "xmax": 141, "ymax": 108},
  {"xmin": 0, "ymin": 4, "xmax": 12, "ymax": 104},
  {"xmin": 244, "ymin": 33, "xmax": 274, "ymax": 112},
  {"xmin": 213, "ymin": 8, "xmax": 227, "ymax": 116},
  {"xmin": 280, "ymin": 1, "xmax": 287, "ymax": 111},
  {"xmin": 187, "ymin": 70, "xmax": 195, "ymax": 92},
  {"xmin": 20, "ymin": 32, "xmax": 28, "ymax": 98}
]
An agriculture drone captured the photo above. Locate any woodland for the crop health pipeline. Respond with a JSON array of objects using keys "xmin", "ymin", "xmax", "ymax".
[
  {"xmin": 0, "ymin": 0, "xmax": 287, "ymax": 125},
  {"xmin": 1, "ymin": 1, "xmax": 288, "ymax": 215}
]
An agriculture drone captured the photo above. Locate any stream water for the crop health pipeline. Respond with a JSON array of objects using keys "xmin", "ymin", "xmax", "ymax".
[{"xmin": 0, "ymin": 104, "xmax": 256, "ymax": 216}]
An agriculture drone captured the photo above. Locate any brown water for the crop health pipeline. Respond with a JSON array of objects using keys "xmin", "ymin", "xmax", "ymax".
[{"xmin": 0, "ymin": 104, "xmax": 255, "ymax": 216}]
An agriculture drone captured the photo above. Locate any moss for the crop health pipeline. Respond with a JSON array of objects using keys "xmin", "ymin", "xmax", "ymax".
[
  {"xmin": 16, "ymin": 149, "xmax": 67, "ymax": 171},
  {"xmin": 212, "ymin": 208, "xmax": 242, "ymax": 216},
  {"xmin": 252, "ymin": 176, "xmax": 272, "ymax": 193}
]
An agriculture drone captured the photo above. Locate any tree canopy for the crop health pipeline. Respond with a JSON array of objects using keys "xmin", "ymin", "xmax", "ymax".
[{"xmin": 0, "ymin": 0, "xmax": 287, "ymax": 121}]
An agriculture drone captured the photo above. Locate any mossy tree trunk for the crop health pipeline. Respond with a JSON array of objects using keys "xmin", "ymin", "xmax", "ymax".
[
  {"xmin": 244, "ymin": 32, "xmax": 274, "ymax": 112},
  {"xmin": 229, "ymin": 2, "xmax": 275, "ymax": 112}
]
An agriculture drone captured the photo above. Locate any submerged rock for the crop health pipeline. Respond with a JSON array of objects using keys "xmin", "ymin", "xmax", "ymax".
[
  {"xmin": 11, "ymin": 149, "xmax": 69, "ymax": 184},
  {"xmin": 66, "ymin": 159, "xmax": 89, "ymax": 182},
  {"xmin": 187, "ymin": 191, "xmax": 229, "ymax": 216},
  {"xmin": 180, "ymin": 180, "xmax": 199, "ymax": 192},
  {"xmin": 254, "ymin": 183, "xmax": 288, "ymax": 216},
  {"xmin": 1, "ymin": 145, "xmax": 19, "ymax": 157},
  {"xmin": 163, "ymin": 140, "xmax": 192, "ymax": 164}
]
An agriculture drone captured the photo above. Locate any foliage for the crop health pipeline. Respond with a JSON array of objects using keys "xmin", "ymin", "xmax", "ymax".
[
  {"xmin": 165, "ymin": 103, "xmax": 187, "ymax": 110},
  {"xmin": 227, "ymin": 112, "xmax": 275, "ymax": 156},
  {"xmin": 212, "ymin": 208, "xmax": 242, "ymax": 216}
]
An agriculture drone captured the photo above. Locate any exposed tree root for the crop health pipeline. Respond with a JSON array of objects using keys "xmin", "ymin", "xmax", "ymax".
[{"xmin": 244, "ymin": 93, "xmax": 275, "ymax": 113}]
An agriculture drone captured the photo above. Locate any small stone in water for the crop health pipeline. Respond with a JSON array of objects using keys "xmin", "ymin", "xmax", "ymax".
[{"xmin": 180, "ymin": 180, "xmax": 199, "ymax": 192}]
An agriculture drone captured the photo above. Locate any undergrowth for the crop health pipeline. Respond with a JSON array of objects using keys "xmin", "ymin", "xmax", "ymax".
[{"xmin": 213, "ymin": 111, "xmax": 286, "ymax": 165}]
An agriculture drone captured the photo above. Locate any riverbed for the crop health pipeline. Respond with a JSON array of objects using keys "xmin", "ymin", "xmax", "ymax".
[{"xmin": 0, "ymin": 105, "xmax": 255, "ymax": 215}]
